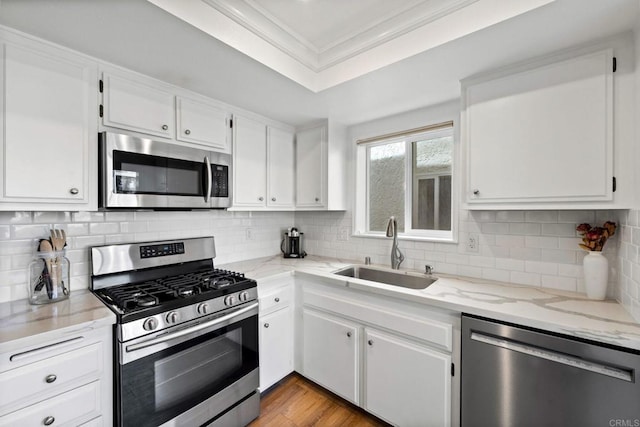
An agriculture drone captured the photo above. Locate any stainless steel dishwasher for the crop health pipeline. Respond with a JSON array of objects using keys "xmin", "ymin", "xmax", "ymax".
[{"xmin": 461, "ymin": 314, "xmax": 640, "ymax": 427}]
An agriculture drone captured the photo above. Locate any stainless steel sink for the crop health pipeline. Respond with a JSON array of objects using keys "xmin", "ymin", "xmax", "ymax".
[{"xmin": 332, "ymin": 265, "xmax": 437, "ymax": 289}]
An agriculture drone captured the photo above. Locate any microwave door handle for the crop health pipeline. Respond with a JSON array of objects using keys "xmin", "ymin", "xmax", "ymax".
[{"xmin": 204, "ymin": 156, "xmax": 212, "ymax": 203}]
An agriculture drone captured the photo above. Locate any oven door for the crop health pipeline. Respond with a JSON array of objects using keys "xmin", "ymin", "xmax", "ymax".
[{"xmin": 117, "ymin": 302, "xmax": 259, "ymax": 427}]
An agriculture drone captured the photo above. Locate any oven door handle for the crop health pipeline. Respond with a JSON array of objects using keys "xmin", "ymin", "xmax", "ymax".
[
  {"xmin": 126, "ymin": 302, "xmax": 258, "ymax": 353},
  {"xmin": 204, "ymin": 155, "xmax": 212, "ymax": 203}
]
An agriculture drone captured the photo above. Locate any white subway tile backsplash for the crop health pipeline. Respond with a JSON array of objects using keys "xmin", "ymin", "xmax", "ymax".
[
  {"xmin": 525, "ymin": 236, "xmax": 559, "ymax": 249},
  {"xmin": 525, "ymin": 211, "xmax": 558, "ymax": 223},
  {"xmin": 617, "ymin": 209, "xmax": 640, "ymax": 322},
  {"xmin": 482, "ymin": 268, "xmax": 511, "ymax": 282},
  {"xmin": 481, "ymin": 223, "xmax": 510, "ymax": 235},
  {"xmin": 495, "ymin": 258, "xmax": 525, "ymax": 272},
  {"xmin": 525, "ymin": 261, "xmax": 558, "ymax": 275},
  {"xmin": 541, "ymin": 249, "xmax": 576, "ymax": 264},
  {"xmin": 541, "ymin": 275, "xmax": 577, "ymax": 292},
  {"xmin": 558, "ymin": 210, "xmax": 596, "ymax": 224},
  {"xmin": 495, "ymin": 235, "xmax": 525, "ymax": 248},
  {"xmin": 89, "ymin": 222, "xmax": 120, "ymax": 235},
  {"xmin": 496, "ymin": 211, "xmax": 525, "ymax": 222},
  {"xmin": 508, "ymin": 223, "xmax": 541, "ymax": 235},
  {"xmin": 509, "ymin": 247, "xmax": 542, "ymax": 261},
  {"xmin": 510, "ymin": 271, "xmax": 541, "ymax": 287},
  {"xmin": 11, "ymin": 224, "xmax": 51, "ymax": 239},
  {"xmin": 541, "ymin": 223, "xmax": 576, "ymax": 237}
]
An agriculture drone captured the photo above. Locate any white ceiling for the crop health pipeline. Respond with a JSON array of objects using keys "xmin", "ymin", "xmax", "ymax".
[
  {"xmin": 148, "ymin": 0, "xmax": 556, "ymax": 91},
  {"xmin": 0, "ymin": 0, "xmax": 637, "ymax": 127}
]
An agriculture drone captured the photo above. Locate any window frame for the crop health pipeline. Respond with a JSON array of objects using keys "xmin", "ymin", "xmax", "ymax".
[{"xmin": 354, "ymin": 123, "xmax": 457, "ymax": 243}]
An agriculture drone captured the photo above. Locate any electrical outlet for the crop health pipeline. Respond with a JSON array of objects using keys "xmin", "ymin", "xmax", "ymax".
[
  {"xmin": 337, "ymin": 227, "xmax": 350, "ymax": 241},
  {"xmin": 467, "ymin": 233, "xmax": 479, "ymax": 253},
  {"xmin": 245, "ymin": 228, "xmax": 253, "ymax": 240}
]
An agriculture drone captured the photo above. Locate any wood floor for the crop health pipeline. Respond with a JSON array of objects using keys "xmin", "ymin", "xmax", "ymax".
[{"xmin": 249, "ymin": 374, "xmax": 389, "ymax": 427}]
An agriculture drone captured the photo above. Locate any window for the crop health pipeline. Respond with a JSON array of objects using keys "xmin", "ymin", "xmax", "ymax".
[{"xmin": 355, "ymin": 122, "xmax": 456, "ymax": 241}]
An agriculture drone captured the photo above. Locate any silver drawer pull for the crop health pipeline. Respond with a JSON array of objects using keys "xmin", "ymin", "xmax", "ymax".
[
  {"xmin": 274, "ymin": 297, "xmax": 280, "ymax": 303},
  {"xmin": 264, "ymin": 323, "xmax": 269, "ymax": 328},
  {"xmin": 161, "ymin": 124, "xmax": 169, "ymax": 131},
  {"xmin": 347, "ymin": 332, "xmax": 352, "ymax": 338},
  {"xmin": 69, "ymin": 188, "xmax": 79, "ymax": 195},
  {"xmin": 10, "ymin": 337, "xmax": 84, "ymax": 362},
  {"xmin": 44, "ymin": 416, "xmax": 55, "ymax": 425},
  {"xmin": 368, "ymin": 339, "xmax": 374, "ymax": 346},
  {"xmin": 45, "ymin": 374, "xmax": 57, "ymax": 384}
]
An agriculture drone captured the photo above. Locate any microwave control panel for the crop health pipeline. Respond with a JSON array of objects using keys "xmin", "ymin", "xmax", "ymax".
[{"xmin": 211, "ymin": 165, "xmax": 229, "ymax": 197}]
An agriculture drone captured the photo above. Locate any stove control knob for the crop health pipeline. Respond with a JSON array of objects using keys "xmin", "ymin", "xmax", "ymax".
[
  {"xmin": 143, "ymin": 318, "xmax": 158, "ymax": 331},
  {"xmin": 239, "ymin": 291, "xmax": 249, "ymax": 302},
  {"xmin": 166, "ymin": 311, "xmax": 179, "ymax": 324},
  {"xmin": 197, "ymin": 303, "xmax": 209, "ymax": 315},
  {"xmin": 224, "ymin": 295, "xmax": 235, "ymax": 306}
]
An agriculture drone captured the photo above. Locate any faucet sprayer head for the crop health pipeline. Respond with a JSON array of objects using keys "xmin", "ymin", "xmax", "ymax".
[{"xmin": 385, "ymin": 216, "xmax": 396, "ymax": 238}]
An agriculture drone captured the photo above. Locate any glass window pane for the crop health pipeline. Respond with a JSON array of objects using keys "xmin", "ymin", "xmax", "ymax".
[
  {"xmin": 368, "ymin": 141, "xmax": 405, "ymax": 232},
  {"xmin": 411, "ymin": 135, "xmax": 453, "ymax": 231}
]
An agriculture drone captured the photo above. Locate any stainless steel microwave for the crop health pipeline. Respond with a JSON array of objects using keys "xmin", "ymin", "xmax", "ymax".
[{"xmin": 99, "ymin": 132, "xmax": 231, "ymax": 209}]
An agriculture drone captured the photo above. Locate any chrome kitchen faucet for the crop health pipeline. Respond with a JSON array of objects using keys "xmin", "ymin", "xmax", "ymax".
[{"xmin": 385, "ymin": 216, "xmax": 404, "ymax": 270}]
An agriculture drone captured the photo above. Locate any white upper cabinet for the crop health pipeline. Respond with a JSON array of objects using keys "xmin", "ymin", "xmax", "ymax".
[
  {"xmin": 295, "ymin": 125, "xmax": 326, "ymax": 208},
  {"xmin": 233, "ymin": 115, "xmax": 267, "ymax": 207},
  {"xmin": 462, "ymin": 47, "xmax": 620, "ymax": 209},
  {"xmin": 102, "ymin": 71, "xmax": 174, "ymax": 139},
  {"xmin": 176, "ymin": 96, "xmax": 230, "ymax": 152},
  {"xmin": 267, "ymin": 127, "xmax": 295, "ymax": 208},
  {"xmin": 101, "ymin": 67, "xmax": 232, "ymax": 153},
  {"xmin": 0, "ymin": 32, "xmax": 98, "ymax": 211},
  {"xmin": 232, "ymin": 114, "xmax": 295, "ymax": 210},
  {"xmin": 295, "ymin": 120, "xmax": 348, "ymax": 211}
]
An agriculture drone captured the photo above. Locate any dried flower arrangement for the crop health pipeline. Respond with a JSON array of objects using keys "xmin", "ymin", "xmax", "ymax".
[{"xmin": 576, "ymin": 221, "xmax": 616, "ymax": 251}]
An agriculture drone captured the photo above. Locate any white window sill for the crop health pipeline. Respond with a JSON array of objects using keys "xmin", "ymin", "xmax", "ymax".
[{"xmin": 352, "ymin": 231, "xmax": 457, "ymax": 244}]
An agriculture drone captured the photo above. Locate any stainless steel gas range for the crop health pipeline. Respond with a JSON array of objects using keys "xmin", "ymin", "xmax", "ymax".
[{"xmin": 90, "ymin": 237, "xmax": 260, "ymax": 427}]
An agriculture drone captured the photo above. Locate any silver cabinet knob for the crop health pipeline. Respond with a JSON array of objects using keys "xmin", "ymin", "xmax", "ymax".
[
  {"xmin": 315, "ymin": 197, "xmax": 320, "ymax": 202},
  {"xmin": 368, "ymin": 339, "xmax": 374, "ymax": 346},
  {"xmin": 45, "ymin": 374, "xmax": 57, "ymax": 384},
  {"xmin": 264, "ymin": 323, "xmax": 269, "ymax": 328},
  {"xmin": 258, "ymin": 197, "xmax": 264, "ymax": 201},
  {"xmin": 162, "ymin": 124, "xmax": 169, "ymax": 131},
  {"xmin": 272, "ymin": 197, "xmax": 276, "ymax": 202},
  {"xmin": 69, "ymin": 188, "xmax": 79, "ymax": 195},
  {"xmin": 473, "ymin": 189, "xmax": 480, "ymax": 195},
  {"xmin": 43, "ymin": 416, "xmax": 55, "ymax": 426},
  {"xmin": 347, "ymin": 332, "xmax": 352, "ymax": 338},
  {"xmin": 185, "ymin": 129, "xmax": 191, "ymax": 135},
  {"xmin": 274, "ymin": 297, "xmax": 280, "ymax": 303}
]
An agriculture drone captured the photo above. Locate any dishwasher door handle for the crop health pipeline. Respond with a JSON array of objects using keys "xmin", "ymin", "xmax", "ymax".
[{"xmin": 470, "ymin": 331, "xmax": 633, "ymax": 382}]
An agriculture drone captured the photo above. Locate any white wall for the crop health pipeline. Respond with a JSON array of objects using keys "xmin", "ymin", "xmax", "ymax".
[{"xmin": 0, "ymin": 210, "xmax": 294, "ymax": 302}]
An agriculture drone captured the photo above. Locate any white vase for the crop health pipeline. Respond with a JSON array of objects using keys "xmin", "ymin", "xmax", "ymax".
[{"xmin": 583, "ymin": 251, "xmax": 608, "ymax": 300}]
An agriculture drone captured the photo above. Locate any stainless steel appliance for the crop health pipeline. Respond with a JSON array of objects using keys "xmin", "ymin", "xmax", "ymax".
[
  {"xmin": 461, "ymin": 314, "xmax": 640, "ymax": 427},
  {"xmin": 99, "ymin": 132, "xmax": 231, "ymax": 209},
  {"xmin": 90, "ymin": 237, "xmax": 259, "ymax": 427},
  {"xmin": 281, "ymin": 227, "xmax": 305, "ymax": 258}
]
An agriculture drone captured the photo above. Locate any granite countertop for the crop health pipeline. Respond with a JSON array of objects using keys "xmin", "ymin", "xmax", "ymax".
[
  {"xmin": 0, "ymin": 289, "xmax": 116, "ymax": 350},
  {"xmin": 221, "ymin": 255, "xmax": 640, "ymax": 351}
]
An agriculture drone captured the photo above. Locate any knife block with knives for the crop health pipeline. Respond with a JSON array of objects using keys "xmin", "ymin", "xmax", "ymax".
[{"xmin": 27, "ymin": 229, "xmax": 70, "ymax": 305}]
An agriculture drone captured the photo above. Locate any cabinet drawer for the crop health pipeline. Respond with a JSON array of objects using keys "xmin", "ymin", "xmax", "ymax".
[
  {"xmin": 259, "ymin": 286, "xmax": 292, "ymax": 314},
  {"xmin": 0, "ymin": 342, "xmax": 102, "ymax": 413},
  {"xmin": 0, "ymin": 380, "xmax": 100, "ymax": 427}
]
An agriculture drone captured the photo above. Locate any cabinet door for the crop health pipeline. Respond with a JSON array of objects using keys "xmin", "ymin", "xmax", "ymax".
[
  {"xmin": 0, "ymin": 42, "xmax": 96, "ymax": 207},
  {"xmin": 296, "ymin": 125, "xmax": 326, "ymax": 208},
  {"xmin": 233, "ymin": 115, "xmax": 267, "ymax": 207},
  {"xmin": 102, "ymin": 72, "xmax": 174, "ymax": 138},
  {"xmin": 302, "ymin": 309, "xmax": 358, "ymax": 404},
  {"xmin": 463, "ymin": 49, "xmax": 613, "ymax": 206},
  {"xmin": 364, "ymin": 329, "xmax": 451, "ymax": 426},
  {"xmin": 259, "ymin": 307, "xmax": 293, "ymax": 391},
  {"xmin": 267, "ymin": 127, "xmax": 295, "ymax": 208},
  {"xmin": 176, "ymin": 96, "xmax": 229, "ymax": 152}
]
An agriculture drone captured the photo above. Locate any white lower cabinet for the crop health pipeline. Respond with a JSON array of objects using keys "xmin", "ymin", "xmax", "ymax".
[
  {"xmin": 0, "ymin": 325, "xmax": 113, "ymax": 426},
  {"xmin": 258, "ymin": 279, "xmax": 294, "ymax": 391},
  {"xmin": 364, "ymin": 328, "xmax": 451, "ymax": 426},
  {"xmin": 260, "ymin": 306, "xmax": 293, "ymax": 391},
  {"xmin": 302, "ymin": 308, "xmax": 359, "ymax": 404},
  {"xmin": 298, "ymin": 278, "xmax": 458, "ymax": 426}
]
